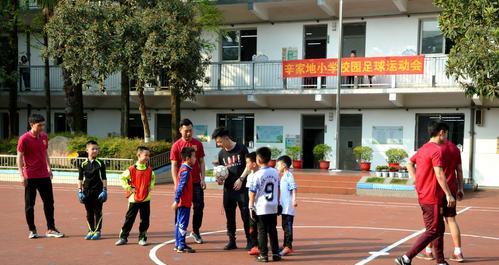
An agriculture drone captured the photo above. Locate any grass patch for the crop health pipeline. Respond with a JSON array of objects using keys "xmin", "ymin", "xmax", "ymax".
[
  {"xmin": 390, "ymin": 178, "xmax": 408, "ymax": 185},
  {"xmin": 205, "ymin": 169, "xmax": 213, "ymax": 177},
  {"xmin": 366, "ymin": 177, "xmax": 385, "ymax": 184}
]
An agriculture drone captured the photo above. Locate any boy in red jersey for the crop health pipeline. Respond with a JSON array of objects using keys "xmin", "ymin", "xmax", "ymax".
[
  {"xmin": 171, "ymin": 147, "xmax": 197, "ymax": 253},
  {"xmin": 395, "ymin": 122, "xmax": 455, "ymax": 265},
  {"xmin": 115, "ymin": 146, "xmax": 155, "ymax": 246}
]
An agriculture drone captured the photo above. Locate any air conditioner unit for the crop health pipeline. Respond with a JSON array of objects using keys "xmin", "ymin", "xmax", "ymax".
[{"xmin": 475, "ymin": 109, "xmax": 484, "ymax": 126}]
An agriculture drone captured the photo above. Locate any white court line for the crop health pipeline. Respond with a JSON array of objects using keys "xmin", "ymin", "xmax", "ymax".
[
  {"xmin": 354, "ymin": 206, "xmax": 472, "ymax": 265},
  {"xmin": 149, "ymin": 221, "xmax": 499, "ymax": 265},
  {"xmin": 2, "ymin": 184, "xmax": 499, "ymax": 212}
]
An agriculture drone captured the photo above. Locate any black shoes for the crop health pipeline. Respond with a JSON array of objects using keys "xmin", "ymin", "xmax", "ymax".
[{"xmin": 224, "ymin": 240, "xmax": 238, "ymax": 250}]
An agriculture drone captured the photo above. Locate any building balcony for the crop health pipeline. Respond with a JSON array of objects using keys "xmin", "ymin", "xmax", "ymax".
[{"xmin": 9, "ymin": 55, "xmax": 458, "ymax": 96}]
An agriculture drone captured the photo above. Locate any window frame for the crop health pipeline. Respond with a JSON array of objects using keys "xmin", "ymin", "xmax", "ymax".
[
  {"xmin": 221, "ymin": 29, "xmax": 257, "ymax": 62},
  {"xmin": 414, "ymin": 113, "xmax": 465, "ymax": 151},
  {"xmin": 419, "ymin": 18, "xmax": 447, "ymax": 55}
]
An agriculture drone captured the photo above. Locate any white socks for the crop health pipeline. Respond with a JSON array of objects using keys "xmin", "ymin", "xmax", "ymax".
[
  {"xmin": 454, "ymin": 247, "xmax": 462, "ymax": 255},
  {"xmin": 402, "ymin": 255, "xmax": 411, "ymax": 263},
  {"xmin": 426, "ymin": 247, "xmax": 433, "ymax": 253}
]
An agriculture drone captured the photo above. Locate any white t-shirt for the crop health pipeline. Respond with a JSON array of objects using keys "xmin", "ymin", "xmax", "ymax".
[
  {"xmin": 249, "ymin": 166, "xmax": 280, "ymax": 216},
  {"xmin": 280, "ymin": 171, "xmax": 297, "ymax": 216},
  {"xmin": 246, "ymin": 170, "xmax": 256, "ymax": 189}
]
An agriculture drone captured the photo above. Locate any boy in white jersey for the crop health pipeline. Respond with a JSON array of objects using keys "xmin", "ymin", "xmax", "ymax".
[
  {"xmin": 249, "ymin": 147, "xmax": 281, "ymax": 262},
  {"xmin": 276, "ymin": 155, "xmax": 298, "ymax": 256},
  {"xmin": 243, "ymin": 152, "xmax": 260, "ymax": 255}
]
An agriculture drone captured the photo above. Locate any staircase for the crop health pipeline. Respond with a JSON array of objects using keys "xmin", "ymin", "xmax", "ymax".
[{"xmin": 293, "ymin": 170, "xmax": 364, "ymax": 195}]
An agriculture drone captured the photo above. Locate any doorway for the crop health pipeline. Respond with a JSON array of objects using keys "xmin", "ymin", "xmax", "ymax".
[
  {"xmin": 339, "ymin": 114, "xmax": 362, "ymax": 170},
  {"xmin": 303, "ymin": 24, "xmax": 327, "ymax": 89},
  {"xmin": 302, "ymin": 114, "xmax": 325, "ymax": 169}
]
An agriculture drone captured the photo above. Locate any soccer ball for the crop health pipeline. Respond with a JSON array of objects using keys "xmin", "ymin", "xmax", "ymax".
[{"xmin": 213, "ymin": 165, "xmax": 229, "ymax": 184}]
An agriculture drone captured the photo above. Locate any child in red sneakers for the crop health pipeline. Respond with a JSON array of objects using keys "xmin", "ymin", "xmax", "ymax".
[
  {"xmin": 243, "ymin": 152, "xmax": 260, "ymax": 255},
  {"xmin": 276, "ymin": 155, "xmax": 297, "ymax": 256}
]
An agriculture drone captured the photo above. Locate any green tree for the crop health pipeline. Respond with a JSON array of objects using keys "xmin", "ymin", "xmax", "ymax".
[
  {"xmin": 435, "ymin": 0, "xmax": 499, "ymax": 99},
  {"xmin": 0, "ymin": 0, "xmax": 19, "ymax": 137}
]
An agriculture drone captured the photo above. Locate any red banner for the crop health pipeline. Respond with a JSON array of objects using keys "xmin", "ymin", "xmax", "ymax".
[{"xmin": 282, "ymin": 56, "xmax": 424, "ymax": 78}]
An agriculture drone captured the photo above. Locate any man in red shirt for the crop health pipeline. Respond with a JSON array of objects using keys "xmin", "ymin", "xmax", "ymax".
[
  {"xmin": 170, "ymin": 119, "xmax": 206, "ymax": 243},
  {"xmin": 395, "ymin": 122, "xmax": 455, "ymax": 265},
  {"xmin": 17, "ymin": 114, "xmax": 64, "ymax": 239},
  {"xmin": 418, "ymin": 139, "xmax": 465, "ymax": 262}
]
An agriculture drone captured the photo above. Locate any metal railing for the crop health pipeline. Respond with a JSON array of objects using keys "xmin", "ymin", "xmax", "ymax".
[
  {"xmin": 149, "ymin": 151, "xmax": 171, "ymax": 169},
  {"xmin": 0, "ymin": 153, "xmax": 171, "ymax": 172},
  {"xmin": 0, "ymin": 155, "xmax": 133, "ymax": 173},
  {"xmin": 13, "ymin": 55, "xmax": 457, "ymax": 93},
  {"xmin": 203, "ymin": 55, "xmax": 458, "ymax": 90}
]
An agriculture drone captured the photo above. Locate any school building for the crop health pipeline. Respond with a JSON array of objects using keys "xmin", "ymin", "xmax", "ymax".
[{"xmin": 1, "ymin": 0, "xmax": 498, "ymax": 186}]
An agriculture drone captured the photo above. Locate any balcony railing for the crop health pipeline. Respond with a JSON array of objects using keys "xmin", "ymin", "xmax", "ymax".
[{"xmin": 13, "ymin": 55, "xmax": 457, "ymax": 94}]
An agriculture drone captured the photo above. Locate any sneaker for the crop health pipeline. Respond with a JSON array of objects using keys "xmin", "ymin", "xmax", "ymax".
[
  {"xmin": 46, "ymin": 229, "xmax": 64, "ymax": 238},
  {"xmin": 394, "ymin": 256, "xmax": 411, "ymax": 265},
  {"xmin": 450, "ymin": 252, "xmax": 464, "ymax": 262},
  {"xmin": 272, "ymin": 254, "xmax": 282, "ymax": 261},
  {"xmin": 223, "ymin": 240, "xmax": 237, "ymax": 250},
  {"xmin": 28, "ymin": 230, "xmax": 39, "ymax": 239},
  {"xmin": 279, "ymin": 247, "xmax": 293, "ymax": 256},
  {"xmin": 138, "ymin": 238, "xmax": 147, "ymax": 246},
  {"xmin": 415, "ymin": 250, "xmax": 434, "ymax": 260},
  {"xmin": 173, "ymin": 246, "xmax": 178, "ymax": 251},
  {"xmin": 248, "ymin": 247, "xmax": 260, "ymax": 255},
  {"xmin": 177, "ymin": 246, "xmax": 196, "ymax": 253},
  {"xmin": 190, "ymin": 232, "xmax": 203, "ymax": 244},
  {"xmin": 395, "ymin": 256, "xmax": 411, "ymax": 265},
  {"xmin": 91, "ymin": 231, "xmax": 101, "ymax": 240},
  {"xmin": 256, "ymin": 255, "xmax": 268, "ymax": 262},
  {"xmin": 115, "ymin": 238, "xmax": 127, "ymax": 246},
  {"xmin": 85, "ymin": 232, "xmax": 94, "ymax": 240}
]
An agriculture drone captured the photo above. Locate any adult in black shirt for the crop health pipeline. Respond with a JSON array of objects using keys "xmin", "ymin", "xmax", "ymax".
[{"xmin": 212, "ymin": 127, "xmax": 251, "ymax": 250}]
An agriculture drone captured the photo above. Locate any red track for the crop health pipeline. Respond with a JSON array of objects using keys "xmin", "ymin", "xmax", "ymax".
[{"xmin": 1, "ymin": 182, "xmax": 498, "ymax": 265}]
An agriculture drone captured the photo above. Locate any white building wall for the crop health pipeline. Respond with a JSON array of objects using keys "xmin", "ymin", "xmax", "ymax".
[
  {"xmin": 473, "ymin": 108, "xmax": 499, "ymax": 187},
  {"xmin": 86, "ymin": 110, "xmax": 121, "ymax": 137}
]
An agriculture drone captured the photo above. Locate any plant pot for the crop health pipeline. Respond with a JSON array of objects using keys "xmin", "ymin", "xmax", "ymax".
[
  {"xmin": 375, "ymin": 172, "xmax": 382, "ymax": 177},
  {"xmin": 268, "ymin": 160, "xmax": 276, "ymax": 168},
  {"xmin": 292, "ymin": 160, "xmax": 302, "ymax": 169},
  {"xmin": 359, "ymin": 162, "xmax": 371, "ymax": 171},
  {"xmin": 388, "ymin": 163, "xmax": 400, "ymax": 170},
  {"xmin": 319, "ymin": 160, "xmax": 330, "ymax": 170},
  {"xmin": 395, "ymin": 172, "xmax": 402, "ymax": 178},
  {"xmin": 381, "ymin": 171, "xmax": 389, "ymax": 178},
  {"xmin": 388, "ymin": 172, "xmax": 396, "ymax": 178}
]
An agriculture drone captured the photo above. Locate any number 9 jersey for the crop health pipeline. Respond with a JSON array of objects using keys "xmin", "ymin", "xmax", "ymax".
[{"xmin": 249, "ymin": 166, "xmax": 280, "ymax": 216}]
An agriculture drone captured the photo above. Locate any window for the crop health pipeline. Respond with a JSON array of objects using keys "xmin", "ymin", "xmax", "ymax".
[
  {"xmin": 419, "ymin": 19, "xmax": 454, "ymax": 54},
  {"xmin": 128, "ymin": 114, "xmax": 144, "ymax": 139},
  {"xmin": 415, "ymin": 113, "xmax": 465, "ymax": 150},
  {"xmin": 156, "ymin": 114, "xmax": 172, "ymax": 142},
  {"xmin": 217, "ymin": 113, "xmax": 254, "ymax": 147},
  {"xmin": 54, "ymin": 112, "xmax": 88, "ymax": 133},
  {"xmin": 222, "ymin": 30, "xmax": 257, "ymax": 61}
]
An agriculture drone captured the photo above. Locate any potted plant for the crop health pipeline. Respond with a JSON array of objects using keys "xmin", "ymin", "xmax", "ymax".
[
  {"xmin": 286, "ymin": 146, "xmax": 302, "ymax": 169},
  {"xmin": 375, "ymin": 165, "xmax": 384, "ymax": 177},
  {"xmin": 385, "ymin": 148, "xmax": 408, "ymax": 170},
  {"xmin": 381, "ymin": 166, "xmax": 389, "ymax": 177},
  {"xmin": 313, "ymin": 144, "xmax": 332, "ymax": 170},
  {"xmin": 269, "ymin": 147, "xmax": 282, "ymax": 168},
  {"xmin": 353, "ymin": 146, "xmax": 373, "ymax": 171},
  {"xmin": 398, "ymin": 166, "xmax": 409, "ymax": 178},
  {"xmin": 388, "ymin": 166, "xmax": 398, "ymax": 178}
]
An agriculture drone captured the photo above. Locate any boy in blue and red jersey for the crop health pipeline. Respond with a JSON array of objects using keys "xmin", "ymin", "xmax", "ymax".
[{"xmin": 171, "ymin": 147, "xmax": 197, "ymax": 253}]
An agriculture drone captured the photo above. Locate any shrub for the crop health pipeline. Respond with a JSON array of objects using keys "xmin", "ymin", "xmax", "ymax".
[
  {"xmin": 385, "ymin": 148, "xmax": 408, "ymax": 164},
  {"xmin": 312, "ymin": 144, "xmax": 332, "ymax": 161},
  {"xmin": 353, "ymin": 146, "xmax": 373, "ymax": 162},
  {"xmin": 286, "ymin": 146, "xmax": 302, "ymax": 160},
  {"xmin": 0, "ymin": 138, "xmax": 19, "ymax": 155},
  {"xmin": 270, "ymin": 147, "xmax": 282, "ymax": 160}
]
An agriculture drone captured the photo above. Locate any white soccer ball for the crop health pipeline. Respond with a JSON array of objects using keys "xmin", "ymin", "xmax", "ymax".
[{"xmin": 213, "ymin": 165, "xmax": 229, "ymax": 184}]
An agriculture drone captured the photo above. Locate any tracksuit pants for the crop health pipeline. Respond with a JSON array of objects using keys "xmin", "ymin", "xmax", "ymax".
[
  {"xmin": 84, "ymin": 191, "xmax": 103, "ymax": 232},
  {"xmin": 257, "ymin": 214, "xmax": 279, "ymax": 257},
  {"xmin": 282, "ymin": 214, "xmax": 294, "ymax": 249},
  {"xmin": 119, "ymin": 201, "xmax": 150, "ymax": 240},
  {"xmin": 175, "ymin": 207, "xmax": 191, "ymax": 249},
  {"xmin": 25, "ymin": 177, "xmax": 56, "ymax": 231},
  {"xmin": 405, "ymin": 203, "xmax": 445, "ymax": 263}
]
